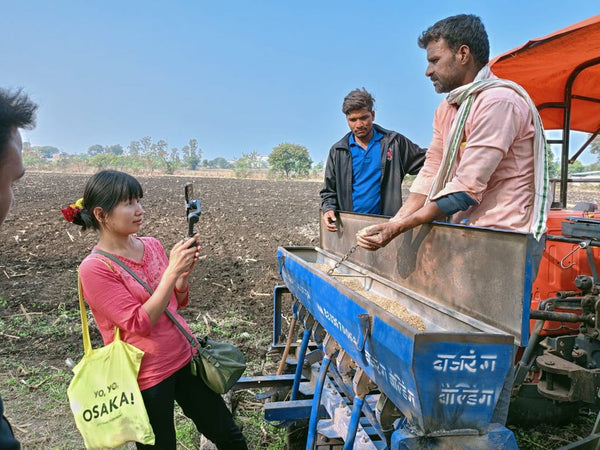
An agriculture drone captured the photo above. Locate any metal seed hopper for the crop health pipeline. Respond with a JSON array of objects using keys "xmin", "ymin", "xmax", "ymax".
[{"xmin": 259, "ymin": 212, "xmax": 538, "ymax": 448}]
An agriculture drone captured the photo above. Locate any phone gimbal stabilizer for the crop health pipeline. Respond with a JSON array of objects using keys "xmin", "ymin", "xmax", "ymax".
[{"xmin": 184, "ymin": 182, "xmax": 201, "ymax": 242}]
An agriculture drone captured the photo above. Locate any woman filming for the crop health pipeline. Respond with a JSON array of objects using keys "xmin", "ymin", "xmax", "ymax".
[{"xmin": 64, "ymin": 170, "xmax": 247, "ymax": 449}]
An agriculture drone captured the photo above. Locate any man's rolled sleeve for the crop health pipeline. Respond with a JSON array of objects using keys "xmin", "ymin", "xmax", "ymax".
[{"xmin": 435, "ymin": 192, "xmax": 477, "ymax": 215}]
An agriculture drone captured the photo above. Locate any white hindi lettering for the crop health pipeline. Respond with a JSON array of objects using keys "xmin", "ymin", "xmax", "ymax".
[
  {"xmin": 438, "ymin": 384, "xmax": 495, "ymax": 407},
  {"xmin": 433, "ymin": 350, "xmax": 498, "ymax": 373}
]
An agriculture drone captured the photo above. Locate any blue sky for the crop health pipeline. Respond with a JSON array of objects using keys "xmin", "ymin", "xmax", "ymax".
[{"xmin": 4, "ymin": 1, "xmax": 598, "ymax": 164}]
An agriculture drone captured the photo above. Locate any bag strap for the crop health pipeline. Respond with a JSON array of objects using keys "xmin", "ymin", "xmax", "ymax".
[
  {"xmin": 77, "ymin": 261, "xmax": 121, "ymax": 356},
  {"xmin": 92, "ymin": 249, "xmax": 199, "ymax": 349},
  {"xmin": 77, "ymin": 271, "xmax": 93, "ymax": 355}
]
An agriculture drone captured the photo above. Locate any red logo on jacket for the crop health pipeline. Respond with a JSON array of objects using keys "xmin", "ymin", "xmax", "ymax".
[{"xmin": 386, "ymin": 149, "xmax": 392, "ymax": 161}]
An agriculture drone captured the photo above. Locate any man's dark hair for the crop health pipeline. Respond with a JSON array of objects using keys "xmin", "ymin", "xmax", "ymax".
[
  {"xmin": 418, "ymin": 14, "xmax": 490, "ymax": 67},
  {"xmin": 0, "ymin": 88, "xmax": 37, "ymax": 163},
  {"xmin": 342, "ymin": 88, "xmax": 375, "ymax": 115}
]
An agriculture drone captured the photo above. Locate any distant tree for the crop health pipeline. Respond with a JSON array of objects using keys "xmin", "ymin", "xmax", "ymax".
[
  {"xmin": 268, "ymin": 143, "xmax": 312, "ymax": 178},
  {"xmin": 106, "ymin": 144, "xmax": 124, "ymax": 155},
  {"xmin": 152, "ymin": 140, "xmax": 168, "ymax": 165},
  {"xmin": 89, "ymin": 153, "xmax": 123, "ymax": 170},
  {"xmin": 568, "ymin": 160, "xmax": 586, "ymax": 176},
  {"xmin": 140, "ymin": 136, "xmax": 152, "ymax": 155},
  {"xmin": 181, "ymin": 145, "xmax": 190, "ymax": 162},
  {"xmin": 310, "ymin": 160, "xmax": 325, "ymax": 179},
  {"xmin": 190, "ymin": 138, "xmax": 202, "ymax": 160},
  {"xmin": 547, "ymin": 147, "xmax": 559, "ymax": 179},
  {"xmin": 246, "ymin": 151, "xmax": 266, "ymax": 168},
  {"xmin": 170, "ymin": 147, "xmax": 180, "ymax": 163},
  {"xmin": 128, "ymin": 140, "xmax": 141, "ymax": 158},
  {"xmin": 183, "ymin": 139, "xmax": 201, "ymax": 170},
  {"xmin": 590, "ymin": 135, "xmax": 600, "ymax": 164},
  {"xmin": 165, "ymin": 147, "xmax": 180, "ymax": 174},
  {"xmin": 31, "ymin": 145, "xmax": 60, "ymax": 159},
  {"xmin": 233, "ymin": 155, "xmax": 251, "ymax": 178},
  {"xmin": 139, "ymin": 136, "xmax": 155, "ymax": 171},
  {"xmin": 87, "ymin": 144, "xmax": 104, "ymax": 156},
  {"xmin": 207, "ymin": 157, "xmax": 233, "ymax": 169},
  {"xmin": 22, "ymin": 150, "xmax": 47, "ymax": 167}
]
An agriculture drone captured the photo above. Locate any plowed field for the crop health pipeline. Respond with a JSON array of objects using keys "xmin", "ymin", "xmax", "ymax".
[{"xmin": 0, "ymin": 172, "xmax": 597, "ymax": 448}]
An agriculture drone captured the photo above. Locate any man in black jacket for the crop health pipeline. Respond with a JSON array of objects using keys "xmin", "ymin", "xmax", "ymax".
[
  {"xmin": 0, "ymin": 88, "xmax": 37, "ymax": 450},
  {"xmin": 320, "ymin": 88, "xmax": 426, "ymax": 231}
]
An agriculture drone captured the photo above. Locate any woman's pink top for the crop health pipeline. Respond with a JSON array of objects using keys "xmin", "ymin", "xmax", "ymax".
[{"xmin": 79, "ymin": 237, "xmax": 194, "ymax": 390}]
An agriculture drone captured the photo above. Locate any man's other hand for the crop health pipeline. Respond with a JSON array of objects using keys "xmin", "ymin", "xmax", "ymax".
[{"xmin": 323, "ymin": 210, "xmax": 338, "ymax": 232}]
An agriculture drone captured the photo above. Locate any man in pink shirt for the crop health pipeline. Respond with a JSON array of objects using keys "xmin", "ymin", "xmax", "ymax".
[
  {"xmin": 357, "ymin": 14, "xmax": 549, "ymax": 250},
  {"xmin": 356, "ymin": 13, "xmax": 550, "ymax": 428}
]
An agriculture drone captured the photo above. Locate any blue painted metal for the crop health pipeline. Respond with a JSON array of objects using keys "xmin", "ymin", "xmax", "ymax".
[
  {"xmin": 277, "ymin": 246, "xmax": 516, "ymax": 441},
  {"xmin": 264, "ymin": 399, "xmax": 327, "ymax": 422},
  {"xmin": 291, "ymin": 328, "xmax": 311, "ymax": 401},
  {"xmin": 344, "ymin": 396, "xmax": 365, "ymax": 450},
  {"xmin": 234, "ymin": 374, "xmax": 301, "ymax": 390},
  {"xmin": 313, "ymin": 374, "xmax": 382, "ymax": 448},
  {"xmin": 324, "ymin": 361, "xmax": 387, "ymax": 442},
  {"xmin": 268, "ymin": 213, "xmax": 539, "ymax": 447},
  {"xmin": 306, "ymin": 355, "xmax": 332, "ymax": 450}
]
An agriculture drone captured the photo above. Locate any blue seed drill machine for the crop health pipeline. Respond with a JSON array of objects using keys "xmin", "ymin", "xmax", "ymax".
[{"xmin": 256, "ymin": 212, "xmax": 537, "ymax": 449}]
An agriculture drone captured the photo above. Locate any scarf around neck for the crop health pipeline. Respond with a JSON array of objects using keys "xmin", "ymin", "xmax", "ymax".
[{"xmin": 427, "ymin": 65, "xmax": 550, "ymax": 240}]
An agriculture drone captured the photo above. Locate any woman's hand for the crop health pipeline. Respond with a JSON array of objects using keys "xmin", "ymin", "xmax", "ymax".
[
  {"xmin": 177, "ymin": 239, "xmax": 200, "ymax": 288},
  {"xmin": 143, "ymin": 235, "xmax": 201, "ymax": 324},
  {"xmin": 165, "ymin": 234, "xmax": 200, "ymax": 281}
]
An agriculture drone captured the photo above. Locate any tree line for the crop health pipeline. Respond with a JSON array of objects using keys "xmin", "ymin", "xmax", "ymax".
[
  {"xmin": 22, "ymin": 137, "xmax": 322, "ymax": 179},
  {"xmin": 21, "ymin": 135, "xmax": 600, "ymax": 179}
]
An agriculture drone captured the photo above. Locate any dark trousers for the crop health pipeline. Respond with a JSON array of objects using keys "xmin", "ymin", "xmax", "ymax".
[{"xmin": 137, "ymin": 363, "xmax": 247, "ymax": 450}]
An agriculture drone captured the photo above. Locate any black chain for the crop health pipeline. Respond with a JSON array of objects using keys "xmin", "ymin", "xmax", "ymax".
[{"xmin": 327, "ymin": 244, "xmax": 358, "ymax": 275}]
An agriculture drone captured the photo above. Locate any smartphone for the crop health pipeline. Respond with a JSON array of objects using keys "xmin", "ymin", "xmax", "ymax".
[
  {"xmin": 184, "ymin": 183, "xmax": 201, "ymax": 245},
  {"xmin": 185, "ymin": 182, "xmax": 194, "ymax": 205}
]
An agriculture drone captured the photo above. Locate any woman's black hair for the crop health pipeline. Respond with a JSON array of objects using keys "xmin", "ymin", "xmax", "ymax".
[{"xmin": 78, "ymin": 170, "xmax": 143, "ymax": 231}]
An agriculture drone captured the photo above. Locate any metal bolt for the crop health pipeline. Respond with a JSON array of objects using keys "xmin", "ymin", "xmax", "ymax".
[
  {"xmin": 361, "ymin": 435, "xmax": 369, "ymax": 443},
  {"xmin": 546, "ymin": 360, "xmax": 555, "ymax": 366}
]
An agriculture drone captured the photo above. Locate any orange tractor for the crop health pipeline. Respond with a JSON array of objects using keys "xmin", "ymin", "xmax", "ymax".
[{"xmin": 490, "ymin": 15, "xmax": 600, "ymax": 434}]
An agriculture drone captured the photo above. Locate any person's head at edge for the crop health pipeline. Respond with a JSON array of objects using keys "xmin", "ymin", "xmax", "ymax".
[
  {"xmin": 0, "ymin": 88, "xmax": 37, "ymax": 227},
  {"xmin": 418, "ymin": 14, "xmax": 490, "ymax": 93},
  {"xmin": 342, "ymin": 88, "xmax": 375, "ymax": 143}
]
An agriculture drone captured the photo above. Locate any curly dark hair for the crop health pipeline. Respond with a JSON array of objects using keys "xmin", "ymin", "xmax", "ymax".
[
  {"xmin": 418, "ymin": 14, "xmax": 489, "ymax": 67},
  {"xmin": 342, "ymin": 88, "xmax": 375, "ymax": 115},
  {"xmin": 0, "ymin": 88, "xmax": 37, "ymax": 163}
]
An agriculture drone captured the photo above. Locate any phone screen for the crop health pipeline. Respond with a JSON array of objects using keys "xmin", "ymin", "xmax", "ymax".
[{"xmin": 185, "ymin": 182, "xmax": 194, "ymax": 203}]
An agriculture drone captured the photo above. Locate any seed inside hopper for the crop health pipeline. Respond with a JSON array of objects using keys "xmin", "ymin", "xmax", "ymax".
[{"xmin": 312, "ymin": 263, "xmax": 425, "ymax": 331}]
